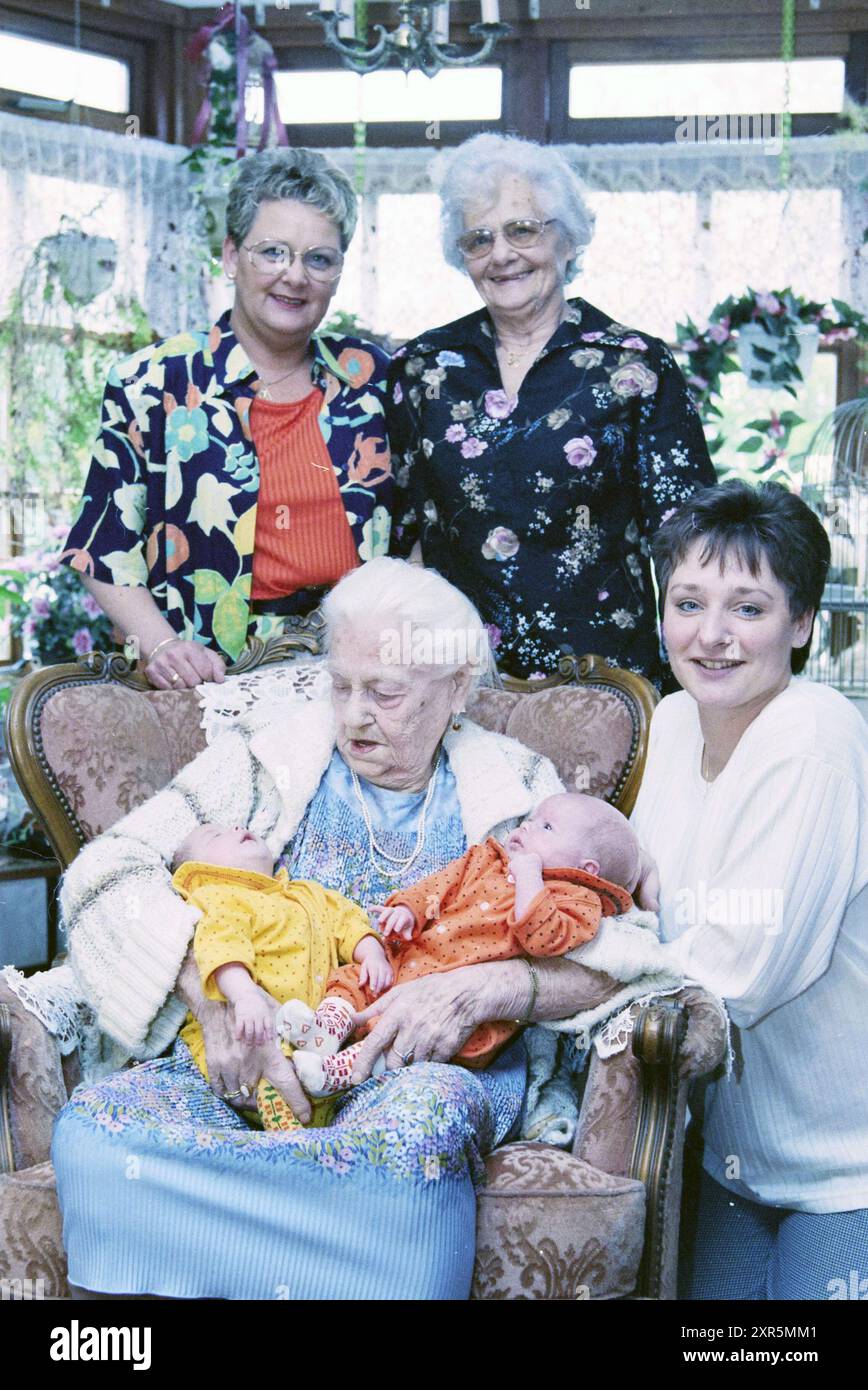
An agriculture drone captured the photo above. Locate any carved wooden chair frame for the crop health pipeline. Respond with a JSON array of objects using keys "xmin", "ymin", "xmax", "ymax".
[{"xmin": 4, "ymin": 622, "xmax": 690, "ymax": 1299}]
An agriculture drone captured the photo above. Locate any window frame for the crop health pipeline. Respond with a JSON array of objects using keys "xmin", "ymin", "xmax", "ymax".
[
  {"xmin": 0, "ymin": 9, "xmax": 143, "ymax": 134},
  {"xmin": 271, "ymin": 42, "xmax": 506, "ymax": 147},
  {"xmin": 549, "ymin": 38, "xmax": 865, "ymax": 145}
]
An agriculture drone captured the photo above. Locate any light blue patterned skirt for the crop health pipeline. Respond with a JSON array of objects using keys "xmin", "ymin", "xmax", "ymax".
[{"xmin": 52, "ymin": 1039, "xmax": 526, "ymax": 1300}]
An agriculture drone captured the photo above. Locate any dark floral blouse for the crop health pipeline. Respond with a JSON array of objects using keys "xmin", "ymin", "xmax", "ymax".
[{"xmin": 387, "ymin": 297, "xmax": 716, "ymax": 685}]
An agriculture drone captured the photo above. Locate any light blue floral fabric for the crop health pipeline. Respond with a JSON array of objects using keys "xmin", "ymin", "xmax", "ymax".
[{"xmin": 51, "ymin": 756, "xmax": 526, "ymax": 1299}]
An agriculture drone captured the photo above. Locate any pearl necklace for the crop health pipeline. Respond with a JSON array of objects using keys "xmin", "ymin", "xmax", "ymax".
[{"xmin": 351, "ymin": 754, "xmax": 441, "ymax": 879}]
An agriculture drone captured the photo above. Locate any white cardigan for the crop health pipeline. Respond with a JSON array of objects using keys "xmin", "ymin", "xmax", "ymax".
[
  {"xmin": 631, "ymin": 679, "xmax": 868, "ymax": 1212},
  {"xmin": 15, "ymin": 699, "xmax": 562, "ymax": 1070}
]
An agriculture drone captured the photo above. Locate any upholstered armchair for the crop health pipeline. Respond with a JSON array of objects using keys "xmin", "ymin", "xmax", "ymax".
[{"xmin": 0, "ymin": 629, "xmax": 727, "ymax": 1301}]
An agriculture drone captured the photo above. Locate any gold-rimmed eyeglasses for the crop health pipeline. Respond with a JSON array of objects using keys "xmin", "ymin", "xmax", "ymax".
[
  {"xmin": 456, "ymin": 218, "xmax": 557, "ymax": 260},
  {"xmin": 242, "ymin": 240, "xmax": 345, "ymax": 282}
]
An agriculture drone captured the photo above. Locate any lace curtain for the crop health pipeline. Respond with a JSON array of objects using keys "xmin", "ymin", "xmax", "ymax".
[
  {"xmin": 322, "ymin": 135, "xmax": 868, "ymax": 341},
  {"xmin": 0, "ymin": 110, "xmax": 865, "ymax": 345},
  {"xmin": 0, "ymin": 112, "xmax": 206, "ymax": 338}
]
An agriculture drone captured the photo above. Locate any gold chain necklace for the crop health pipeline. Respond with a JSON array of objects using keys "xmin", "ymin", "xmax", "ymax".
[
  {"xmin": 255, "ymin": 357, "xmax": 312, "ymax": 402},
  {"xmin": 494, "ymin": 305, "xmax": 568, "ymax": 369}
]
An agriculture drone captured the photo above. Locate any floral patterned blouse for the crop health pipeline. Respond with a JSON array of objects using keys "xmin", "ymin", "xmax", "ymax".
[
  {"xmin": 387, "ymin": 297, "xmax": 716, "ymax": 684},
  {"xmin": 60, "ymin": 310, "xmax": 394, "ymax": 661}
]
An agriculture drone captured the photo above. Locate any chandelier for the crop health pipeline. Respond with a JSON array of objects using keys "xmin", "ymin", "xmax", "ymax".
[{"xmin": 310, "ymin": 0, "xmax": 511, "ymax": 75}]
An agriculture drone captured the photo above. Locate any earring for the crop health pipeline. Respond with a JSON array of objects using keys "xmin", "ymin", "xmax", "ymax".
[{"xmin": 226, "ymin": 273, "xmax": 236, "ymax": 282}]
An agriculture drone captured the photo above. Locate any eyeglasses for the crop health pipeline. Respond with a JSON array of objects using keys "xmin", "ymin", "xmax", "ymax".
[
  {"xmin": 242, "ymin": 240, "xmax": 344, "ymax": 282},
  {"xmin": 456, "ymin": 218, "xmax": 557, "ymax": 260}
]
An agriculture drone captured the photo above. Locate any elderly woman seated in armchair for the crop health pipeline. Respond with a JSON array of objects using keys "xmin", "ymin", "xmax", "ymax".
[{"xmin": 8, "ymin": 556, "xmax": 676, "ymax": 1301}]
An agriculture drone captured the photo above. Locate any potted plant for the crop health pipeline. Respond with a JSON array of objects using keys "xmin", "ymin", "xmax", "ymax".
[
  {"xmin": 674, "ymin": 288, "xmax": 868, "ymax": 471},
  {"xmin": 0, "ymin": 531, "xmax": 116, "ymax": 667}
]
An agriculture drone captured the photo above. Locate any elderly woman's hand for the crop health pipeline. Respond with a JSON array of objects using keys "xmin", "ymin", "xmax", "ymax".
[
  {"xmin": 146, "ymin": 637, "xmax": 226, "ymax": 690},
  {"xmin": 349, "ymin": 967, "xmax": 486, "ymax": 1082},
  {"xmin": 348, "ymin": 957, "xmax": 626, "ymax": 1085},
  {"xmin": 198, "ymin": 988, "xmax": 312, "ymax": 1124}
]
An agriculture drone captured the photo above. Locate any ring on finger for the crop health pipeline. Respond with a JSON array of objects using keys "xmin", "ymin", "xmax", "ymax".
[
  {"xmin": 169, "ymin": 671, "xmax": 180, "ymax": 685},
  {"xmin": 223, "ymin": 1089, "xmax": 242, "ymax": 1101},
  {"xmin": 239, "ymin": 1083, "xmax": 252, "ymax": 1099},
  {"xmin": 399, "ymin": 1048, "xmax": 415, "ymax": 1066}
]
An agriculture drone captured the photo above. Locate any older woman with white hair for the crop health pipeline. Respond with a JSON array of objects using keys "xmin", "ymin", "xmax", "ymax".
[
  {"xmin": 26, "ymin": 557, "xmax": 624, "ymax": 1300},
  {"xmin": 61, "ymin": 148, "xmax": 393, "ymax": 689},
  {"xmin": 388, "ymin": 132, "xmax": 716, "ymax": 686}
]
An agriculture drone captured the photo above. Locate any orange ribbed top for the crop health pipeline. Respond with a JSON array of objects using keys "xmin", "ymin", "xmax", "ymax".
[{"xmin": 249, "ymin": 388, "xmax": 359, "ymax": 601}]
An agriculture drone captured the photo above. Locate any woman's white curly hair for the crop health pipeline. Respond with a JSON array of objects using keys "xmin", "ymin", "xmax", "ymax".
[
  {"xmin": 430, "ymin": 132, "xmax": 596, "ymax": 284},
  {"xmin": 321, "ymin": 557, "xmax": 499, "ymax": 690}
]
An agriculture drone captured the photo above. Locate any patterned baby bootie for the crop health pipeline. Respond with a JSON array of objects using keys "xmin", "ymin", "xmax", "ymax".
[
  {"xmin": 294, "ymin": 1041, "xmax": 385, "ymax": 1098},
  {"xmin": 256, "ymin": 1077, "xmax": 302, "ymax": 1132},
  {"xmin": 276, "ymin": 995, "xmax": 355, "ymax": 1056}
]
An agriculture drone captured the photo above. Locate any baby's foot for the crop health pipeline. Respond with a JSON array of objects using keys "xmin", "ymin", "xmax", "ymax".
[
  {"xmin": 312, "ymin": 996, "xmax": 355, "ymax": 1050},
  {"xmin": 294, "ymin": 1041, "xmax": 385, "ymax": 1097},
  {"xmin": 275, "ymin": 999, "xmax": 317, "ymax": 1049},
  {"xmin": 275, "ymin": 995, "xmax": 355, "ymax": 1055}
]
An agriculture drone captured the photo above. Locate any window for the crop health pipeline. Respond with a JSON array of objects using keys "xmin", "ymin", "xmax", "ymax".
[
  {"xmin": 568, "ymin": 59, "xmax": 845, "ymax": 120},
  {"xmin": 267, "ymin": 66, "xmax": 501, "ymax": 124},
  {"xmin": 0, "ymin": 32, "xmax": 129, "ymax": 114}
]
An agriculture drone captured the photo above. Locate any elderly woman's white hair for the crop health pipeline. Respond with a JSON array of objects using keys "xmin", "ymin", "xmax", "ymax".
[
  {"xmin": 431, "ymin": 133, "xmax": 596, "ymax": 284},
  {"xmin": 321, "ymin": 557, "xmax": 499, "ymax": 689}
]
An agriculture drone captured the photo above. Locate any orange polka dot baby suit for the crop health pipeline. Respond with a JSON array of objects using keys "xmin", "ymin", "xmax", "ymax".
[{"xmin": 325, "ymin": 837, "xmax": 633, "ymax": 1069}]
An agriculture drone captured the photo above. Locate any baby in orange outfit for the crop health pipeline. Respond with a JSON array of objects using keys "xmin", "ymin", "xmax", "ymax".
[{"xmin": 282, "ymin": 792, "xmax": 641, "ymax": 1097}]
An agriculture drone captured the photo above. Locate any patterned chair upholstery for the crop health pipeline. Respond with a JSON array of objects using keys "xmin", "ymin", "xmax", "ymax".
[{"xmin": 0, "ymin": 632, "xmax": 727, "ymax": 1301}]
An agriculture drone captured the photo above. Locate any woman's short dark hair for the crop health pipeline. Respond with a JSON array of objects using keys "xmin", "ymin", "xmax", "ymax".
[{"xmin": 651, "ymin": 479, "xmax": 830, "ymax": 675}]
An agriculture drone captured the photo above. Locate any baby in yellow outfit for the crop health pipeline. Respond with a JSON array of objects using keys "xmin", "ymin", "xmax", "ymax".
[{"xmin": 172, "ymin": 824, "xmax": 392, "ymax": 1130}]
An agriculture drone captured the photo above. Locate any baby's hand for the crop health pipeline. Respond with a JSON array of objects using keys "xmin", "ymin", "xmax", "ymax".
[
  {"xmin": 507, "ymin": 850, "xmax": 544, "ymax": 877},
  {"xmin": 233, "ymin": 991, "xmax": 275, "ymax": 1046},
  {"xmin": 354, "ymin": 936, "xmax": 395, "ymax": 996},
  {"xmin": 379, "ymin": 905, "xmax": 416, "ymax": 941}
]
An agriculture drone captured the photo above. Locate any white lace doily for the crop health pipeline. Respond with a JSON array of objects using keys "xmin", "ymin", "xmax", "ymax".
[
  {"xmin": 1, "ymin": 960, "xmax": 93, "ymax": 1056},
  {"xmin": 593, "ymin": 987, "xmax": 685, "ymax": 1058},
  {"xmin": 197, "ymin": 658, "xmax": 331, "ymax": 744}
]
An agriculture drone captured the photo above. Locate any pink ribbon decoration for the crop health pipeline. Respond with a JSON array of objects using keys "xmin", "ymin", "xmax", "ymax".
[
  {"xmin": 187, "ymin": 2, "xmax": 286, "ymax": 157},
  {"xmin": 260, "ymin": 49, "xmax": 288, "ymax": 150}
]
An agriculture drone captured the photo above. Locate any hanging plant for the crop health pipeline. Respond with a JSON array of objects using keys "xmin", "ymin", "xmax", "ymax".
[
  {"xmin": 0, "ymin": 222, "xmax": 155, "ymax": 519},
  {"xmin": 674, "ymin": 288, "xmax": 868, "ymax": 469},
  {"xmin": 39, "ymin": 228, "xmax": 118, "ymax": 306}
]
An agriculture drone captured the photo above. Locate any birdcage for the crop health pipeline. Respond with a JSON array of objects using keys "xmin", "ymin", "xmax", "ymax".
[{"xmin": 801, "ymin": 397, "xmax": 868, "ymax": 694}]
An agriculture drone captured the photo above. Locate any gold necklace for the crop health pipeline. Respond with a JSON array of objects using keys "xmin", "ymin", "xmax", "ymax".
[
  {"xmin": 494, "ymin": 306, "xmax": 568, "ymax": 369},
  {"xmin": 256, "ymin": 357, "xmax": 312, "ymax": 401}
]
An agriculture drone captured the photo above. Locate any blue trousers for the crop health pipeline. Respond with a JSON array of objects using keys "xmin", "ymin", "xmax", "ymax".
[{"xmin": 681, "ymin": 1169, "xmax": 868, "ymax": 1301}]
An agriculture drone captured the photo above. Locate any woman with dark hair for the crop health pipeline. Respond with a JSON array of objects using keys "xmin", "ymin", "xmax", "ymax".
[{"xmin": 631, "ymin": 479, "xmax": 868, "ymax": 1300}]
